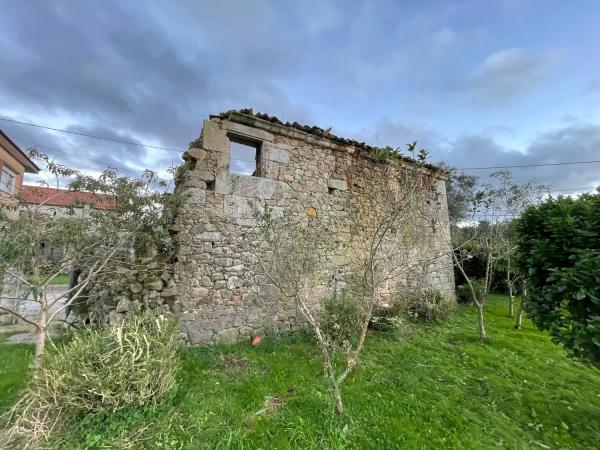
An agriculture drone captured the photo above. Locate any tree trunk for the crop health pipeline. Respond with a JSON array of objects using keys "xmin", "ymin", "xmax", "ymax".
[
  {"xmin": 312, "ymin": 318, "xmax": 345, "ymax": 415},
  {"xmin": 332, "ymin": 383, "xmax": 344, "ymax": 415},
  {"xmin": 507, "ymin": 258, "xmax": 514, "ymax": 317},
  {"xmin": 34, "ymin": 290, "xmax": 48, "ymax": 369},
  {"xmin": 34, "ymin": 324, "xmax": 45, "ymax": 369},
  {"xmin": 514, "ymin": 285, "xmax": 526, "ymax": 330},
  {"xmin": 477, "ymin": 303, "xmax": 486, "ymax": 340},
  {"xmin": 514, "ymin": 299, "xmax": 524, "ymax": 330}
]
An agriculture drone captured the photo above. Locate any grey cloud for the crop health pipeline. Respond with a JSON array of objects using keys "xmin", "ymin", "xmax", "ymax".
[
  {"xmin": 467, "ymin": 48, "xmax": 561, "ymax": 102},
  {"xmin": 440, "ymin": 123, "xmax": 600, "ymax": 191},
  {"xmin": 358, "ymin": 117, "xmax": 600, "ymax": 192},
  {"xmin": 584, "ymin": 78, "xmax": 600, "ymax": 93},
  {"xmin": 354, "ymin": 119, "xmax": 448, "ymax": 155},
  {"xmin": 0, "ymin": 0, "xmax": 596, "ymax": 196},
  {"xmin": 0, "ymin": 0, "xmax": 318, "ymax": 174}
]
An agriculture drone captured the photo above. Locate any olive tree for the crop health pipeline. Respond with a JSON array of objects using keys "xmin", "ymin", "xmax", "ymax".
[
  {"xmin": 259, "ymin": 146, "xmax": 448, "ymax": 414},
  {"xmin": 0, "ymin": 152, "xmax": 178, "ymax": 368}
]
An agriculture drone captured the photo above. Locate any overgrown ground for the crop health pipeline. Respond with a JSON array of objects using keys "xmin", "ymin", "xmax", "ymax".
[{"xmin": 1, "ymin": 295, "xmax": 599, "ymax": 449}]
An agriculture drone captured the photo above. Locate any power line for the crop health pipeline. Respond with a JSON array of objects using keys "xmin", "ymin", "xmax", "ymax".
[
  {"xmin": 4, "ymin": 116, "xmax": 600, "ymax": 170},
  {"xmin": 457, "ymin": 160, "xmax": 600, "ymax": 170},
  {"xmin": 554, "ymin": 186, "xmax": 597, "ymax": 192},
  {"xmin": 2, "ymin": 116, "xmax": 598, "ymax": 191},
  {"xmin": 11, "ymin": 134, "xmax": 112, "ymax": 169},
  {"xmin": 0, "ymin": 116, "xmax": 183, "ymax": 153},
  {"xmin": 11, "ymin": 135, "xmax": 178, "ymax": 179}
]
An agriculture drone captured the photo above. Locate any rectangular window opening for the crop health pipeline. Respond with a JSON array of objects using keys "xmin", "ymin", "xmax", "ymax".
[
  {"xmin": 0, "ymin": 166, "xmax": 16, "ymax": 194},
  {"xmin": 229, "ymin": 135, "xmax": 261, "ymax": 176}
]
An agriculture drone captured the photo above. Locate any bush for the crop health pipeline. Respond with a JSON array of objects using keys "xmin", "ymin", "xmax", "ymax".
[
  {"xmin": 2, "ymin": 312, "xmax": 179, "ymax": 447},
  {"xmin": 516, "ymin": 192, "xmax": 600, "ymax": 368},
  {"xmin": 320, "ymin": 296, "xmax": 363, "ymax": 348},
  {"xmin": 370, "ymin": 298, "xmax": 407, "ymax": 331},
  {"xmin": 456, "ymin": 280, "xmax": 484, "ymax": 304},
  {"xmin": 406, "ymin": 288, "xmax": 453, "ymax": 323}
]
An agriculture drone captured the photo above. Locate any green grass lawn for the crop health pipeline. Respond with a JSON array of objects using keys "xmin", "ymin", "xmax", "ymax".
[
  {"xmin": 0, "ymin": 333, "xmax": 34, "ymax": 413},
  {"xmin": 1, "ymin": 295, "xmax": 599, "ymax": 449}
]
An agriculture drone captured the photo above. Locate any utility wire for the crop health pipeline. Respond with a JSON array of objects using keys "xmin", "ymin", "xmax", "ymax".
[
  {"xmin": 11, "ymin": 134, "xmax": 114, "ymax": 169},
  {"xmin": 3, "ymin": 116, "xmax": 600, "ymax": 171},
  {"xmin": 2, "ymin": 116, "xmax": 599, "ymax": 194},
  {"xmin": 554, "ymin": 186, "xmax": 597, "ymax": 192},
  {"xmin": 457, "ymin": 160, "xmax": 600, "ymax": 170},
  {"xmin": 0, "ymin": 116, "xmax": 183, "ymax": 153}
]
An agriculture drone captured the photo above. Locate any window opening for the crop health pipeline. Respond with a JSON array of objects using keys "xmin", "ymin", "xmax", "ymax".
[
  {"xmin": 0, "ymin": 166, "xmax": 16, "ymax": 194},
  {"xmin": 229, "ymin": 136, "xmax": 261, "ymax": 176}
]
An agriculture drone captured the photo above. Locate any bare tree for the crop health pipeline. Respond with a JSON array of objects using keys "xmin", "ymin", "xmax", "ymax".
[
  {"xmin": 450, "ymin": 171, "xmax": 547, "ymax": 339},
  {"xmin": 0, "ymin": 152, "xmax": 179, "ymax": 368}
]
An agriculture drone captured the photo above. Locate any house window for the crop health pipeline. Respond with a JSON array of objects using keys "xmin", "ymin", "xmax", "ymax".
[
  {"xmin": 0, "ymin": 165, "xmax": 16, "ymax": 194},
  {"xmin": 229, "ymin": 136, "xmax": 261, "ymax": 176}
]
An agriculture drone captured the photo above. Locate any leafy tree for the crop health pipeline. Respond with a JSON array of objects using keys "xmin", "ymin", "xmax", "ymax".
[
  {"xmin": 0, "ymin": 152, "xmax": 179, "ymax": 368},
  {"xmin": 443, "ymin": 166, "xmax": 479, "ymax": 224},
  {"xmin": 516, "ymin": 190, "xmax": 600, "ymax": 368}
]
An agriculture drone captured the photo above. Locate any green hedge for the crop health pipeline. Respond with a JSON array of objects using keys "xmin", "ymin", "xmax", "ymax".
[{"xmin": 516, "ymin": 191, "xmax": 600, "ymax": 368}]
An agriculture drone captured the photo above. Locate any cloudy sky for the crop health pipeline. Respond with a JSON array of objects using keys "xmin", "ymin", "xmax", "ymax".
[{"xmin": 1, "ymin": 0, "xmax": 599, "ymax": 191}]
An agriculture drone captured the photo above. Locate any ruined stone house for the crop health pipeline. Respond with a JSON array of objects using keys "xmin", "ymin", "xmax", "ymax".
[{"xmin": 166, "ymin": 109, "xmax": 455, "ymax": 345}]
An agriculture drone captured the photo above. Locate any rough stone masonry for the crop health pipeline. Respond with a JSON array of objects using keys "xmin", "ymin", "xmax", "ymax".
[{"xmin": 169, "ymin": 109, "xmax": 455, "ymax": 345}]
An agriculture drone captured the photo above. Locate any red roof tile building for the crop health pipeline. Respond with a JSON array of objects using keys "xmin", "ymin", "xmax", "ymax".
[{"xmin": 21, "ymin": 185, "xmax": 116, "ymax": 217}]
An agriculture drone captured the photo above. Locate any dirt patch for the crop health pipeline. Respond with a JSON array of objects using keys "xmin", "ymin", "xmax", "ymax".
[
  {"xmin": 219, "ymin": 354, "xmax": 250, "ymax": 372},
  {"xmin": 5, "ymin": 332, "xmax": 39, "ymax": 344},
  {"xmin": 260, "ymin": 395, "xmax": 284, "ymax": 414},
  {"xmin": 0, "ymin": 324, "xmax": 62, "ymax": 345},
  {"xmin": 243, "ymin": 394, "xmax": 285, "ymax": 428}
]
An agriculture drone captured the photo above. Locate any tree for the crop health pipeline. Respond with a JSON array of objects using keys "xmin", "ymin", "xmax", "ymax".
[
  {"xmin": 492, "ymin": 171, "xmax": 547, "ymax": 320},
  {"xmin": 0, "ymin": 152, "xmax": 178, "ymax": 368},
  {"xmin": 259, "ymin": 149, "xmax": 448, "ymax": 414},
  {"xmin": 443, "ymin": 166, "xmax": 479, "ymax": 224},
  {"xmin": 451, "ymin": 171, "xmax": 545, "ymax": 340},
  {"xmin": 516, "ymin": 190, "xmax": 600, "ymax": 368}
]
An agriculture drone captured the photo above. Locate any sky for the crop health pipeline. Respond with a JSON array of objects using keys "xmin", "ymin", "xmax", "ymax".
[{"xmin": 1, "ymin": 0, "xmax": 599, "ymax": 191}]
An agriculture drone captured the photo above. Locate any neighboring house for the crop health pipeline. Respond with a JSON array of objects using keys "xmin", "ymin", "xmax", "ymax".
[
  {"xmin": 21, "ymin": 185, "xmax": 115, "ymax": 218},
  {"xmin": 0, "ymin": 130, "xmax": 40, "ymax": 219},
  {"xmin": 20, "ymin": 186, "xmax": 116, "ymax": 262},
  {"xmin": 168, "ymin": 109, "xmax": 456, "ymax": 345}
]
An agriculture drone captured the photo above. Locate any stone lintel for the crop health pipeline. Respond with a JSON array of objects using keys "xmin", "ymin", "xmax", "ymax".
[{"xmin": 223, "ymin": 120, "xmax": 274, "ymax": 142}]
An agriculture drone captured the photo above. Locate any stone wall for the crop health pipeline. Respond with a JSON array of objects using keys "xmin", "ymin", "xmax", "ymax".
[
  {"xmin": 171, "ymin": 110, "xmax": 455, "ymax": 345},
  {"xmin": 73, "ymin": 257, "xmax": 176, "ymax": 325}
]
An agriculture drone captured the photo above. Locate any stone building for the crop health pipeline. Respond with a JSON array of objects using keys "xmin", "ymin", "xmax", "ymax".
[{"xmin": 170, "ymin": 109, "xmax": 455, "ymax": 345}]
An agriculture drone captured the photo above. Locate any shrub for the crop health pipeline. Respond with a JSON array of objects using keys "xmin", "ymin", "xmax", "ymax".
[
  {"xmin": 2, "ymin": 312, "xmax": 179, "ymax": 447},
  {"xmin": 370, "ymin": 298, "xmax": 407, "ymax": 331},
  {"xmin": 320, "ymin": 296, "xmax": 363, "ymax": 348},
  {"xmin": 456, "ymin": 280, "xmax": 484, "ymax": 305},
  {"xmin": 406, "ymin": 288, "xmax": 453, "ymax": 323},
  {"xmin": 516, "ymin": 192, "xmax": 600, "ymax": 368}
]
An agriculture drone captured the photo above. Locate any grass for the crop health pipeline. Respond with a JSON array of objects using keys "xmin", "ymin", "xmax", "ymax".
[
  {"xmin": 0, "ymin": 333, "xmax": 33, "ymax": 413},
  {"xmin": 1, "ymin": 295, "xmax": 599, "ymax": 449}
]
